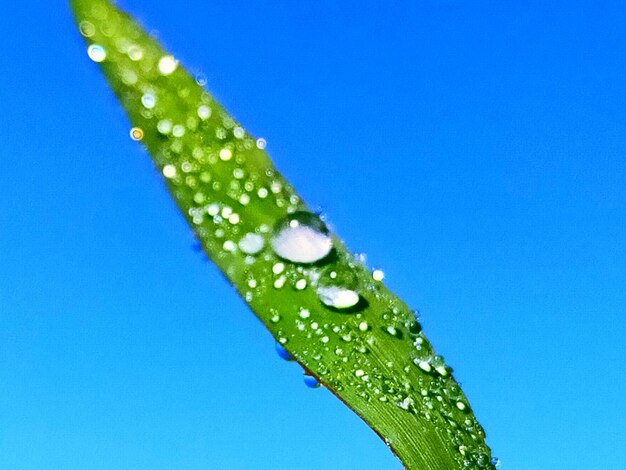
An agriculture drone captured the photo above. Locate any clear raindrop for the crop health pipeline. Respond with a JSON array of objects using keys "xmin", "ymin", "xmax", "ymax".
[
  {"xmin": 271, "ymin": 211, "xmax": 333, "ymax": 264},
  {"xmin": 238, "ymin": 233, "xmax": 264, "ymax": 255},
  {"xmin": 87, "ymin": 44, "xmax": 106, "ymax": 62}
]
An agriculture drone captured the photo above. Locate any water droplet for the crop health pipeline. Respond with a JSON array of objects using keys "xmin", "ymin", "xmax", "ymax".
[
  {"xmin": 222, "ymin": 240, "xmax": 236, "ymax": 252},
  {"xmin": 219, "ymin": 148, "xmax": 233, "ymax": 161},
  {"xmin": 275, "ymin": 342, "xmax": 292, "ymax": 361},
  {"xmin": 233, "ymin": 126, "xmax": 245, "ymax": 139},
  {"xmin": 317, "ymin": 286, "xmax": 360, "ymax": 309},
  {"xmin": 299, "ymin": 309, "xmax": 311, "ymax": 319},
  {"xmin": 491, "ymin": 457, "xmax": 501, "ymax": 468},
  {"xmin": 129, "ymin": 127, "xmax": 144, "ymax": 141},
  {"xmin": 162, "ymin": 164, "xmax": 177, "ymax": 178},
  {"xmin": 316, "ymin": 264, "xmax": 360, "ymax": 310},
  {"xmin": 456, "ymin": 401, "xmax": 467, "ymax": 411},
  {"xmin": 294, "ymin": 279, "xmax": 307, "ymax": 290},
  {"xmin": 157, "ymin": 119, "xmax": 172, "ymax": 134},
  {"xmin": 197, "ymin": 105, "xmax": 211, "ymax": 120},
  {"xmin": 303, "ymin": 374, "xmax": 320, "ymax": 388},
  {"xmin": 257, "ymin": 187, "xmax": 268, "ymax": 198},
  {"xmin": 141, "ymin": 93, "xmax": 156, "ymax": 109},
  {"xmin": 158, "ymin": 55, "xmax": 178, "ymax": 75},
  {"xmin": 358, "ymin": 321, "xmax": 369, "ymax": 331},
  {"xmin": 273, "ymin": 276, "xmax": 286, "ymax": 289},
  {"xmin": 256, "ymin": 138, "xmax": 267, "ymax": 149},
  {"xmin": 272, "ymin": 262, "xmax": 285, "ymax": 274},
  {"xmin": 79, "ymin": 21, "xmax": 96, "ymax": 37},
  {"xmin": 87, "ymin": 44, "xmax": 106, "ymax": 62},
  {"xmin": 172, "ymin": 124, "xmax": 185, "ymax": 137},
  {"xmin": 238, "ymin": 233, "xmax": 264, "ymax": 255},
  {"xmin": 416, "ymin": 360, "xmax": 432, "ymax": 373},
  {"xmin": 127, "ymin": 45, "xmax": 143, "ymax": 61},
  {"xmin": 195, "ymin": 72, "xmax": 207, "ymax": 86},
  {"xmin": 397, "ymin": 396, "xmax": 414, "ymax": 410},
  {"xmin": 372, "ymin": 269, "xmax": 385, "ymax": 281},
  {"xmin": 271, "ymin": 211, "xmax": 333, "ymax": 264}
]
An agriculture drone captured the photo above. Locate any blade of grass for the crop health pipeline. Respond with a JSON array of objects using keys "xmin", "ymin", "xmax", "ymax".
[{"xmin": 69, "ymin": 1, "xmax": 495, "ymax": 468}]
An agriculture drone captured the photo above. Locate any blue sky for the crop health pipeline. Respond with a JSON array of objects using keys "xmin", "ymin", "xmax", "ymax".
[{"xmin": 1, "ymin": 1, "xmax": 625, "ymax": 469}]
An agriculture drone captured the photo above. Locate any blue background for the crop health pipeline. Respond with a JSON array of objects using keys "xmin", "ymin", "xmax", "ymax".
[{"xmin": 1, "ymin": 1, "xmax": 625, "ymax": 469}]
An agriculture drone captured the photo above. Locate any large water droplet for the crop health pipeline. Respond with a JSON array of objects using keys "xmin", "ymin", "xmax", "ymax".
[{"xmin": 271, "ymin": 212, "xmax": 333, "ymax": 264}]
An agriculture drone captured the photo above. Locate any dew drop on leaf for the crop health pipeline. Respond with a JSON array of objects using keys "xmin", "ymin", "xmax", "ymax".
[
  {"xmin": 316, "ymin": 264, "xmax": 360, "ymax": 310},
  {"xmin": 317, "ymin": 286, "xmax": 360, "ymax": 310},
  {"xmin": 158, "ymin": 55, "xmax": 178, "ymax": 75},
  {"xmin": 238, "ymin": 232, "xmax": 264, "ymax": 255},
  {"xmin": 87, "ymin": 44, "xmax": 106, "ymax": 62},
  {"xmin": 271, "ymin": 211, "xmax": 333, "ymax": 264}
]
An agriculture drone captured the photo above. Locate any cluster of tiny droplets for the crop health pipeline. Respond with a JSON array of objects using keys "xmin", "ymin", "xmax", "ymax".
[{"xmin": 78, "ymin": 2, "xmax": 495, "ymax": 467}]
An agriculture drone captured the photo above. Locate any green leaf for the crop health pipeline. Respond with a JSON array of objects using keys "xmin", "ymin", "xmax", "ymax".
[{"xmin": 69, "ymin": 1, "xmax": 495, "ymax": 468}]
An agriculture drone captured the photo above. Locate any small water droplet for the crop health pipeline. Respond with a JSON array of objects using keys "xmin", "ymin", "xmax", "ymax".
[
  {"xmin": 397, "ymin": 396, "xmax": 414, "ymax": 410},
  {"xmin": 492, "ymin": 457, "xmax": 501, "ymax": 468},
  {"xmin": 238, "ymin": 233, "xmax": 264, "ymax": 255},
  {"xmin": 172, "ymin": 124, "xmax": 186, "ymax": 137},
  {"xmin": 127, "ymin": 45, "xmax": 143, "ymax": 61},
  {"xmin": 87, "ymin": 44, "xmax": 106, "ymax": 62},
  {"xmin": 162, "ymin": 164, "xmax": 177, "ymax": 178},
  {"xmin": 197, "ymin": 105, "xmax": 211, "ymax": 120},
  {"xmin": 219, "ymin": 148, "xmax": 233, "ymax": 161},
  {"xmin": 303, "ymin": 374, "xmax": 320, "ymax": 388},
  {"xmin": 141, "ymin": 93, "xmax": 156, "ymax": 109},
  {"xmin": 79, "ymin": 21, "xmax": 96, "ymax": 37},
  {"xmin": 256, "ymin": 138, "xmax": 267, "ymax": 149},
  {"xmin": 372, "ymin": 269, "xmax": 385, "ymax": 281},
  {"xmin": 272, "ymin": 262, "xmax": 285, "ymax": 274},
  {"xmin": 358, "ymin": 321, "xmax": 369, "ymax": 331},
  {"xmin": 299, "ymin": 309, "xmax": 311, "ymax": 319},
  {"xmin": 158, "ymin": 55, "xmax": 178, "ymax": 75},
  {"xmin": 194, "ymin": 72, "xmax": 207, "ymax": 86},
  {"xmin": 456, "ymin": 401, "xmax": 467, "ymax": 411},
  {"xmin": 271, "ymin": 211, "xmax": 333, "ymax": 264},
  {"xmin": 294, "ymin": 278, "xmax": 307, "ymax": 290},
  {"xmin": 222, "ymin": 240, "xmax": 236, "ymax": 252},
  {"xmin": 275, "ymin": 342, "xmax": 292, "ymax": 361},
  {"xmin": 233, "ymin": 126, "xmax": 245, "ymax": 139},
  {"xmin": 129, "ymin": 127, "xmax": 144, "ymax": 141},
  {"xmin": 317, "ymin": 286, "xmax": 360, "ymax": 309},
  {"xmin": 157, "ymin": 119, "xmax": 173, "ymax": 134}
]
